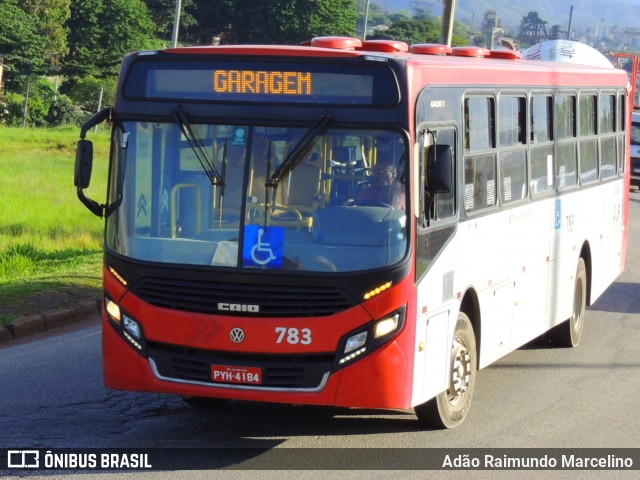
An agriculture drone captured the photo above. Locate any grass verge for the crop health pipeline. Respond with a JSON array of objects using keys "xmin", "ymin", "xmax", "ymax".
[{"xmin": 0, "ymin": 126, "xmax": 109, "ymax": 326}]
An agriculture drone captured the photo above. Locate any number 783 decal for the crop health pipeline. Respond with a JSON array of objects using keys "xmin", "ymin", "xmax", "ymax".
[{"xmin": 275, "ymin": 327, "xmax": 312, "ymax": 345}]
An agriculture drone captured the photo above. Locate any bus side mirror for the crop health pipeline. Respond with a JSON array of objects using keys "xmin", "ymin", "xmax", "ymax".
[
  {"xmin": 427, "ymin": 144, "xmax": 453, "ymax": 194},
  {"xmin": 74, "ymin": 107, "xmax": 111, "ymax": 217},
  {"xmin": 75, "ymin": 139, "xmax": 93, "ymax": 189}
]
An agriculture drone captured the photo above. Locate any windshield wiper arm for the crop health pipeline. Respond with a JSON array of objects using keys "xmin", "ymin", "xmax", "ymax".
[
  {"xmin": 172, "ymin": 109, "xmax": 223, "ymax": 186},
  {"xmin": 267, "ymin": 111, "xmax": 333, "ymax": 188}
]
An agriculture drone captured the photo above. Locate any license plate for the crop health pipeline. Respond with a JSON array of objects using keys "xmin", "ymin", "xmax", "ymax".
[{"xmin": 211, "ymin": 365, "xmax": 262, "ymax": 385}]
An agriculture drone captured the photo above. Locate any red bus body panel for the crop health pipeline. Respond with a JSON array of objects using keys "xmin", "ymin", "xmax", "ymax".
[{"xmin": 103, "ymin": 265, "xmax": 418, "ymax": 409}]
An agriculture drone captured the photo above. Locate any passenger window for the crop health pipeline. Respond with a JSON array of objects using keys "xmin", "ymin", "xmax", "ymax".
[
  {"xmin": 530, "ymin": 145, "xmax": 554, "ymax": 196},
  {"xmin": 555, "ymin": 94, "xmax": 578, "ymax": 191},
  {"xmin": 464, "ymin": 96, "xmax": 496, "ymax": 212},
  {"xmin": 530, "ymin": 95, "xmax": 554, "ymax": 196},
  {"xmin": 556, "ymin": 142, "xmax": 578, "ymax": 189},
  {"xmin": 500, "ymin": 150, "xmax": 527, "ymax": 203},
  {"xmin": 579, "ymin": 94, "xmax": 597, "ymax": 136},
  {"xmin": 464, "ymin": 97, "xmax": 495, "ymax": 152},
  {"xmin": 499, "ymin": 96, "xmax": 526, "ymax": 147},
  {"xmin": 579, "ymin": 94, "xmax": 597, "ymax": 184},
  {"xmin": 555, "ymin": 94, "xmax": 576, "ymax": 140},
  {"xmin": 599, "ymin": 94, "xmax": 615, "ymax": 134},
  {"xmin": 531, "ymin": 95, "xmax": 553, "ymax": 143},
  {"xmin": 600, "ymin": 137, "xmax": 617, "ymax": 179},
  {"xmin": 599, "ymin": 93, "xmax": 617, "ymax": 180},
  {"xmin": 618, "ymin": 94, "xmax": 626, "ymax": 174},
  {"xmin": 464, "ymin": 154, "xmax": 496, "ymax": 212}
]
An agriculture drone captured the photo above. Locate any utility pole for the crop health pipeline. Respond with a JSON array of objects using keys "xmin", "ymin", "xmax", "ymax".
[
  {"xmin": 22, "ymin": 80, "xmax": 30, "ymax": 128},
  {"xmin": 440, "ymin": 0, "xmax": 457, "ymax": 47},
  {"xmin": 363, "ymin": 0, "xmax": 371, "ymax": 41},
  {"xmin": 567, "ymin": 5, "xmax": 574, "ymax": 40},
  {"xmin": 171, "ymin": 0, "xmax": 182, "ymax": 48}
]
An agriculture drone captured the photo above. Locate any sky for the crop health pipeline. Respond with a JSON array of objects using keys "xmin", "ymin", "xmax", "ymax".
[
  {"xmin": 380, "ymin": 0, "xmax": 640, "ymax": 29},
  {"xmin": 385, "ymin": 0, "xmax": 640, "ymax": 10}
]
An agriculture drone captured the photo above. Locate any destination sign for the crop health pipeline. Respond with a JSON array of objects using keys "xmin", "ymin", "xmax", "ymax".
[
  {"xmin": 123, "ymin": 57, "xmax": 400, "ymax": 106},
  {"xmin": 213, "ymin": 70, "xmax": 312, "ymax": 96}
]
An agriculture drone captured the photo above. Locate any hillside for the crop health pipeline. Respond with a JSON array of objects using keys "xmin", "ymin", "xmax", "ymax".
[{"xmin": 383, "ymin": 0, "xmax": 640, "ymax": 29}]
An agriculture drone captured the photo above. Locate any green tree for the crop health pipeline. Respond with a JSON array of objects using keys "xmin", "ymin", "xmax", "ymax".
[
  {"xmin": 0, "ymin": 0, "xmax": 45, "ymax": 91},
  {"xmin": 145, "ymin": 0, "xmax": 196, "ymax": 42},
  {"xmin": 369, "ymin": 18, "xmax": 441, "ymax": 45},
  {"xmin": 224, "ymin": 0, "xmax": 357, "ymax": 45},
  {"xmin": 370, "ymin": 18, "xmax": 467, "ymax": 47},
  {"xmin": 63, "ymin": 74, "xmax": 116, "ymax": 118},
  {"xmin": 64, "ymin": 0, "xmax": 159, "ymax": 79},
  {"xmin": 183, "ymin": 0, "xmax": 234, "ymax": 45},
  {"xmin": 307, "ymin": 0, "xmax": 357, "ymax": 39},
  {"xmin": 18, "ymin": 0, "xmax": 71, "ymax": 71},
  {"xmin": 2, "ymin": 78, "xmax": 55, "ymax": 127}
]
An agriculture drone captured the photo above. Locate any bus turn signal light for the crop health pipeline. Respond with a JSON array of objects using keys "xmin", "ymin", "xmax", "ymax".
[{"xmin": 363, "ymin": 281, "xmax": 392, "ymax": 300}]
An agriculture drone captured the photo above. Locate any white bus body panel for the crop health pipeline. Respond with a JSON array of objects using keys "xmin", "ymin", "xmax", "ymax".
[{"xmin": 411, "ymin": 177, "xmax": 625, "ymax": 407}]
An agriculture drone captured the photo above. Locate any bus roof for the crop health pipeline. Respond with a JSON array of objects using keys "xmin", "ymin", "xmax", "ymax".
[{"xmin": 158, "ymin": 36, "xmax": 627, "ymax": 87}]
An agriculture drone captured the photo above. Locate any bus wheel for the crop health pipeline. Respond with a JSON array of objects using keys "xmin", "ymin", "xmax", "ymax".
[
  {"xmin": 553, "ymin": 258, "xmax": 587, "ymax": 348},
  {"xmin": 414, "ymin": 312, "xmax": 477, "ymax": 429},
  {"xmin": 182, "ymin": 396, "xmax": 229, "ymax": 408}
]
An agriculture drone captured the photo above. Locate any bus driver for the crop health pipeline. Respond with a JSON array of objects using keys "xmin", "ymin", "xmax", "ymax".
[{"xmin": 356, "ymin": 156, "xmax": 406, "ymax": 209}]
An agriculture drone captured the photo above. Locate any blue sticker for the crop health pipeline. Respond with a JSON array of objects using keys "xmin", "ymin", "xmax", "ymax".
[
  {"xmin": 555, "ymin": 198, "xmax": 562, "ymax": 230},
  {"xmin": 243, "ymin": 225, "xmax": 284, "ymax": 267},
  {"xmin": 232, "ymin": 127, "xmax": 247, "ymax": 146}
]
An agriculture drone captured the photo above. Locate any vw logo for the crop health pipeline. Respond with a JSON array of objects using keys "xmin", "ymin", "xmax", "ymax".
[{"xmin": 230, "ymin": 327, "xmax": 245, "ymax": 343}]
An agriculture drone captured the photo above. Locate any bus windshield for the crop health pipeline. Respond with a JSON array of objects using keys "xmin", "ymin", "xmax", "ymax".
[{"xmin": 105, "ymin": 121, "xmax": 408, "ymax": 273}]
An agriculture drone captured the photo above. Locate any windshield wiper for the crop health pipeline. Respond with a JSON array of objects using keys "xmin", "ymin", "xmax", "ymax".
[
  {"xmin": 267, "ymin": 111, "xmax": 333, "ymax": 188},
  {"xmin": 172, "ymin": 109, "xmax": 223, "ymax": 186}
]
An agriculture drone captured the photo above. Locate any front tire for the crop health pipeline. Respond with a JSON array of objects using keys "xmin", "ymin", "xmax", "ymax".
[
  {"xmin": 552, "ymin": 258, "xmax": 587, "ymax": 347},
  {"xmin": 415, "ymin": 312, "xmax": 477, "ymax": 429}
]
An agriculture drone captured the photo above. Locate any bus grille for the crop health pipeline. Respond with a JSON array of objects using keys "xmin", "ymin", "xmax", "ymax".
[
  {"xmin": 130, "ymin": 278, "xmax": 355, "ymax": 317},
  {"xmin": 148, "ymin": 342, "xmax": 334, "ymax": 390}
]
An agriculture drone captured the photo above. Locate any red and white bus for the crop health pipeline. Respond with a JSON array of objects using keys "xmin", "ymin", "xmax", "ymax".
[{"xmin": 75, "ymin": 37, "xmax": 629, "ymax": 428}]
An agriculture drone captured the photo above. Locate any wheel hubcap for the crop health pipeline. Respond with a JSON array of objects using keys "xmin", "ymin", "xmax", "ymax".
[
  {"xmin": 447, "ymin": 338, "xmax": 471, "ymax": 405},
  {"xmin": 573, "ymin": 278, "xmax": 583, "ymax": 330}
]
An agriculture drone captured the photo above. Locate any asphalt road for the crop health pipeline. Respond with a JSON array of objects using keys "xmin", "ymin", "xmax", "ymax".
[{"xmin": 1, "ymin": 191, "xmax": 639, "ymax": 480}]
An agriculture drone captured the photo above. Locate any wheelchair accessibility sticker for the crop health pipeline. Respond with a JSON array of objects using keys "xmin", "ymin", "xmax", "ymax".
[{"xmin": 243, "ymin": 225, "xmax": 284, "ymax": 267}]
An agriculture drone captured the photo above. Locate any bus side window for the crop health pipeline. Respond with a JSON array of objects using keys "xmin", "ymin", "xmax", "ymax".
[
  {"xmin": 578, "ymin": 93, "xmax": 598, "ymax": 184},
  {"xmin": 530, "ymin": 95, "xmax": 554, "ymax": 196},
  {"xmin": 498, "ymin": 96, "xmax": 527, "ymax": 203},
  {"xmin": 555, "ymin": 93, "xmax": 578, "ymax": 190},
  {"xmin": 464, "ymin": 154, "xmax": 496, "ymax": 211},
  {"xmin": 463, "ymin": 95, "xmax": 496, "ymax": 212},
  {"xmin": 617, "ymin": 93, "xmax": 626, "ymax": 175}
]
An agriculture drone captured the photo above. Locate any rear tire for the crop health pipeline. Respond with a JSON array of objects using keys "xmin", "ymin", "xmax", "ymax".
[
  {"xmin": 551, "ymin": 258, "xmax": 587, "ymax": 348},
  {"xmin": 415, "ymin": 312, "xmax": 477, "ymax": 429}
]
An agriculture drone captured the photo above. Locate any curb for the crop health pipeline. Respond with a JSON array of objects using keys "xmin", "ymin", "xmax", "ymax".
[{"xmin": 0, "ymin": 300, "xmax": 100, "ymax": 344}]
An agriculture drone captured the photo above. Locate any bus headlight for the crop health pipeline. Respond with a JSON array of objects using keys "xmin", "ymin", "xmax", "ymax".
[
  {"xmin": 335, "ymin": 306, "xmax": 405, "ymax": 369},
  {"xmin": 104, "ymin": 296, "xmax": 147, "ymax": 356},
  {"xmin": 345, "ymin": 331, "xmax": 367, "ymax": 354},
  {"xmin": 123, "ymin": 315, "xmax": 142, "ymax": 339},
  {"xmin": 374, "ymin": 313, "xmax": 400, "ymax": 339},
  {"xmin": 105, "ymin": 298, "xmax": 121, "ymax": 323}
]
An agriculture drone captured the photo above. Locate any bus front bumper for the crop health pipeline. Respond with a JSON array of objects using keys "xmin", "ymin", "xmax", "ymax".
[{"xmin": 102, "ymin": 313, "xmax": 412, "ymax": 410}]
